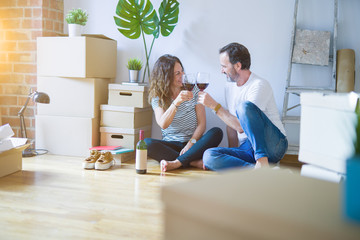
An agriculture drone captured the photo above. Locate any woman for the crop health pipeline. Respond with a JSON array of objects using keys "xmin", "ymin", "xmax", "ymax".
[{"xmin": 145, "ymin": 54, "xmax": 223, "ymax": 172}]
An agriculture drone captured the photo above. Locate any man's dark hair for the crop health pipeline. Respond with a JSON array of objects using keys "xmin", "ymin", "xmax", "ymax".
[{"xmin": 219, "ymin": 42, "xmax": 251, "ymax": 70}]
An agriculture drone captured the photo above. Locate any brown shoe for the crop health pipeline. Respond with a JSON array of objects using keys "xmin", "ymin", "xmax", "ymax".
[
  {"xmin": 95, "ymin": 152, "xmax": 115, "ymax": 170},
  {"xmin": 83, "ymin": 150, "xmax": 101, "ymax": 169}
]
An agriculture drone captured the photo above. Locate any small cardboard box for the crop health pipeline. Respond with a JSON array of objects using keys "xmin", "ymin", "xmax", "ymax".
[
  {"xmin": 0, "ymin": 124, "xmax": 29, "ymax": 177},
  {"xmin": 36, "ymin": 115, "xmax": 100, "ymax": 157},
  {"xmin": 37, "ymin": 35, "xmax": 117, "ymax": 78},
  {"xmin": 37, "ymin": 77, "xmax": 110, "ymax": 118},
  {"xmin": 108, "ymin": 84, "xmax": 150, "ymax": 108},
  {"xmin": 0, "ymin": 144, "xmax": 29, "ymax": 177},
  {"xmin": 100, "ymin": 126, "xmax": 151, "ymax": 150},
  {"xmin": 112, "ymin": 150, "xmax": 135, "ymax": 163},
  {"xmin": 100, "ymin": 105, "xmax": 153, "ymax": 129},
  {"xmin": 299, "ymin": 92, "xmax": 358, "ymax": 174}
]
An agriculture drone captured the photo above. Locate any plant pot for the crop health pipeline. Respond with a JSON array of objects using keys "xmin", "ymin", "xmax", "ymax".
[
  {"xmin": 68, "ymin": 24, "xmax": 82, "ymax": 37},
  {"xmin": 129, "ymin": 70, "xmax": 141, "ymax": 83},
  {"xmin": 343, "ymin": 156, "xmax": 360, "ymax": 223}
]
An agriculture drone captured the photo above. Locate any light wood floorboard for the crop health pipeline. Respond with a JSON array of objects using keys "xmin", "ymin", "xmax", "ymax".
[
  {"xmin": 0, "ymin": 154, "xmax": 301, "ymax": 239},
  {"xmin": 0, "ymin": 154, "xmax": 216, "ymax": 240}
]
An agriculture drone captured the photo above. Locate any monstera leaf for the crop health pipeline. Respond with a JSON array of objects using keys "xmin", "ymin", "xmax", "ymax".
[
  {"xmin": 114, "ymin": 0, "xmax": 180, "ymax": 82},
  {"xmin": 153, "ymin": 0, "xmax": 179, "ymax": 38},
  {"xmin": 114, "ymin": 0, "xmax": 158, "ymax": 39}
]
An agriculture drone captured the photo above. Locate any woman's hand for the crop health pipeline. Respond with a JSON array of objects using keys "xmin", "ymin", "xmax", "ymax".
[
  {"xmin": 179, "ymin": 141, "xmax": 193, "ymax": 155},
  {"xmin": 173, "ymin": 90, "xmax": 193, "ymax": 106}
]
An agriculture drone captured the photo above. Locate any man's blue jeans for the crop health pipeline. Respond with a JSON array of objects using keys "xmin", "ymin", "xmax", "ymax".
[
  {"xmin": 203, "ymin": 101, "xmax": 288, "ymax": 171},
  {"xmin": 144, "ymin": 127, "xmax": 223, "ymax": 167}
]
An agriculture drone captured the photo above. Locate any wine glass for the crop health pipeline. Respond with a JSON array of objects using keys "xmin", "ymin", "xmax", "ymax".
[
  {"xmin": 196, "ymin": 72, "xmax": 210, "ymax": 91},
  {"xmin": 182, "ymin": 73, "xmax": 196, "ymax": 91}
]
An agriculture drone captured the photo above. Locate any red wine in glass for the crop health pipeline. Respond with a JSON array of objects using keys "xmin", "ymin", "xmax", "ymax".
[
  {"xmin": 183, "ymin": 83, "xmax": 195, "ymax": 91},
  {"xmin": 182, "ymin": 74, "xmax": 196, "ymax": 91},
  {"xmin": 196, "ymin": 83, "xmax": 209, "ymax": 91},
  {"xmin": 196, "ymin": 72, "xmax": 210, "ymax": 91}
]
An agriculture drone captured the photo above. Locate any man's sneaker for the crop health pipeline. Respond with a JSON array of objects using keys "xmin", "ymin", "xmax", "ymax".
[
  {"xmin": 83, "ymin": 150, "xmax": 101, "ymax": 169},
  {"xmin": 95, "ymin": 152, "xmax": 115, "ymax": 170}
]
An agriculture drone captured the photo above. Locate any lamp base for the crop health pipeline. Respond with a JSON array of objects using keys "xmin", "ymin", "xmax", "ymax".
[{"xmin": 22, "ymin": 149, "xmax": 36, "ymax": 158}]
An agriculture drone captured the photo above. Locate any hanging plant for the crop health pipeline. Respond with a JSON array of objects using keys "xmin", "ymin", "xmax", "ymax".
[{"xmin": 114, "ymin": 0, "xmax": 180, "ymax": 82}]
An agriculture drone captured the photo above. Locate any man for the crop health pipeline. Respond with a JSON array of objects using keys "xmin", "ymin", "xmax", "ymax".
[{"xmin": 198, "ymin": 42, "xmax": 288, "ymax": 170}]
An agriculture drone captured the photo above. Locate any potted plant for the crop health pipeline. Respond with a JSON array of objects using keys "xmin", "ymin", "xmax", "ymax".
[
  {"xmin": 127, "ymin": 58, "xmax": 143, "ymax": 83},
  {"xmin": 344, "ymin": 98, "xmax": 360, "ymax": 223},
  {"xmin": 114, "ymin": 0, "xmax": 179, "ymax": 83},
  {"xmin": 65, "ymin": 8, "xmax": 88, "ymax": 37}
]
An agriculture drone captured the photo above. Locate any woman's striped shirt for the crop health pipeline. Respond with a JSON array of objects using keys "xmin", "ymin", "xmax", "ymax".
[{"xmin": 151, "ymin": 88, "xmax": 199, "ymax": 142}]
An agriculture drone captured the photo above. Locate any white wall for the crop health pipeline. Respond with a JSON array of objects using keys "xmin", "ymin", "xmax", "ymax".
[{"xmin": 64, "ymin": 0, "xmax": 360, "ymax": 147}]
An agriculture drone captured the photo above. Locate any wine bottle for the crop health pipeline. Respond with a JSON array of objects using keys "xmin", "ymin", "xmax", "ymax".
[{"xmin": 135, "ymin": 130, "xmax": 147, "ymax": 174}]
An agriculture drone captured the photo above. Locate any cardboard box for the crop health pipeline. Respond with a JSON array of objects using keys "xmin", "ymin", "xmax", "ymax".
[
  {"xmin": 0, "ymin": 144, "xmax": 29, "ymax": 177},
  {"xmin": 100, "ymin": 126, "xmax": 151, "ymax": 150},
  {"xmin": 0, "ymin": 124, "xmax": 29, "ymax": 177},
  {"xmin": 162, "ymin": 168, "xmax": 360, "ymax": 240},
  {"xmin": 37, "ymin": 77, "xmax": 110, "ymax": 118},
  {"xmin": 36, "ymin": 115, "xmax": 100, "ymax": 157},
  {"xmin": 112, "ymin": 151, "xmax": 135, "ymax": 163},
  {"xmin": 108, "ymin": 84, "xmax": 150, "ymax": 108},
  {"xmin": 100, "ymin": 105, "xmax": 152, "ymax": 129},
  {"xmin": 299, "ymin": 92, "xmax": 358, "ymax": 174},
  {"xmin": 37, "ymin": 35, "xmax": 117, "ymax": 78}
]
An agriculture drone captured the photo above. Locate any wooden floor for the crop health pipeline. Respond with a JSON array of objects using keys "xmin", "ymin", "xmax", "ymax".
[
  {"xmin": 0, "ymin": 154, "xmax": 217, "ymax": 240},
  {"xmin": 0, "ymin": 154, "xmax": 301, "ymax": 240}
]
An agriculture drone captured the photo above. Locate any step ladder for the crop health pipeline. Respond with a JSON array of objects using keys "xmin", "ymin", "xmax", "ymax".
[{"xmin": 282, "ymin": 0, "xmax": 338, "ymax": 155}]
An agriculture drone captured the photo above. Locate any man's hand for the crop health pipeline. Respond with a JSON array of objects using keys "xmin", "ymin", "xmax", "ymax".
[
  {"xmin": 197, "ymin": 92, "xmax": 217, "ymax": 110},
  {"xmin": 254, "ymin": 157, "xmax": 270, "ymax": 169}
]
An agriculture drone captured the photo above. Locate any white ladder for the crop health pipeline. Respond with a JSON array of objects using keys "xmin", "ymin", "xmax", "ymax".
[{"xmin": 282, "ymin": 0, "xmax": 338, "ymax": 154}]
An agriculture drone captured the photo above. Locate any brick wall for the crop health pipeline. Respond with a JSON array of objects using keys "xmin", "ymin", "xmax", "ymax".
[{"xmin": 0, "ymin": 0, "xmax": 64, "ymax": 140}]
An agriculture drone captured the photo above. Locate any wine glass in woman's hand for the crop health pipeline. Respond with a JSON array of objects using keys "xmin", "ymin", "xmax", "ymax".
[
  {"xmin": 182, "ymin": 74, "xmax": 196, "ymax": 91},
  {"xmin": 196, "ymin": 72, "xmax": 210, "ymax": 91}
]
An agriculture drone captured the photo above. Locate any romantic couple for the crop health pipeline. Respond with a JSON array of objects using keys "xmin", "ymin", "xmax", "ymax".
[{"xmin": 144, "ymin": 42, "xmax": 288, "ymax": 172}]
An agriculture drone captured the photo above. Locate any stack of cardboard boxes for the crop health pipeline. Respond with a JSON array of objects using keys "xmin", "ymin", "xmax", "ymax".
[
  {"xmin": 35, "ymin": 35, "xmax": 117, "ymax": 157},
  {"xmin": 299, "ymin": 92, "xmax": 358, "ymax": 182},
  {"xmin": 99, "ymin": 84, "xmax": 153, "ymax": 162}
]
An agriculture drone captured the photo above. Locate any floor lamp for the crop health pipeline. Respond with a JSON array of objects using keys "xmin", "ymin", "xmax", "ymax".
[{"xmin": 18, "ymin": 89, "xmax": 50, "ymax": 157}]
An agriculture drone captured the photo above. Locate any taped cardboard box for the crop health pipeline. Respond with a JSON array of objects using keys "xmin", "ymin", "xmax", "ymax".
[{"xmin": 37, "ymin": 35, "xmax": 117, "ymax": 78}]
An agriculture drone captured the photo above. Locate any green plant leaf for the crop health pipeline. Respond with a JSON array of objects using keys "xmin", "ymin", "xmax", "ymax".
[
  {"xmin": 114, "ymin": 0, "xmax": 158, "ymax": 39},
  {"xmin": 66, "ymin": 8, "xmax": 88, "ymax": 26},
  {"xmin": 354, "ymin": 100, "xmax": 360, "ymax": 154},
  {"xmin": 157, "ymin": 0, "xmax": 179, "ymax": 37}
]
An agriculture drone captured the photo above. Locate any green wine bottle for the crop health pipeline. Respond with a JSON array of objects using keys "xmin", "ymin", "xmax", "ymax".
[{"xmin": 135, "ymin": 130, "xmax": 147, "ymax": 174}]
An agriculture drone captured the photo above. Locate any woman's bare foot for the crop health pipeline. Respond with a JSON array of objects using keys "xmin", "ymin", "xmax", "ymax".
[
  {"xmin": 160, "ymin": 159, "xmax": 182, "ymax": 172},
  {"xmin": 189, "ymin": 160, "xmax": 204, "ymax": 169}
]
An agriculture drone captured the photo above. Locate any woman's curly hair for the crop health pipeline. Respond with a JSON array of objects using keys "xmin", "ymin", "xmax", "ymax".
[{"xmin": 148, "ymin": 54, "xmax": 184, "ymax": 110}]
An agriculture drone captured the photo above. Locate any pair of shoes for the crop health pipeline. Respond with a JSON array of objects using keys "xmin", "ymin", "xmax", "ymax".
[{"xmin": 83, "ymin": 150, "xmax": 115, "ymax": 170}]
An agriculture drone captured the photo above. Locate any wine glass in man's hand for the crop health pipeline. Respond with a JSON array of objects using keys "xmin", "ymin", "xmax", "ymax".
[{"xmin": 196, "ymin": 72, "xmax": 210, "ymax": 91}]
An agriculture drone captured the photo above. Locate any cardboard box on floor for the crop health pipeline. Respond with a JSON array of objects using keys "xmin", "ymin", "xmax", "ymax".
[
  {"xmin": 37, "ymin": 77, "xmax": 110, "ymax": 118},
  {"xmin": 0, "ymin": 144, "xmax": 29, "ymax": 177},
  {"xmin": 299, "ymin": 92, "xmax": 358, "ymax": 174},
  {"xmin": 37, "ymin": 34, "xmax": 117, "ymax": 78},
  {"xmin": 36, "ymin": 115, "xmax": 100, "ymax": 157},
  {"xmin": 0, "ymin": 124, "xmax": 29, "ymax": 177}
]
